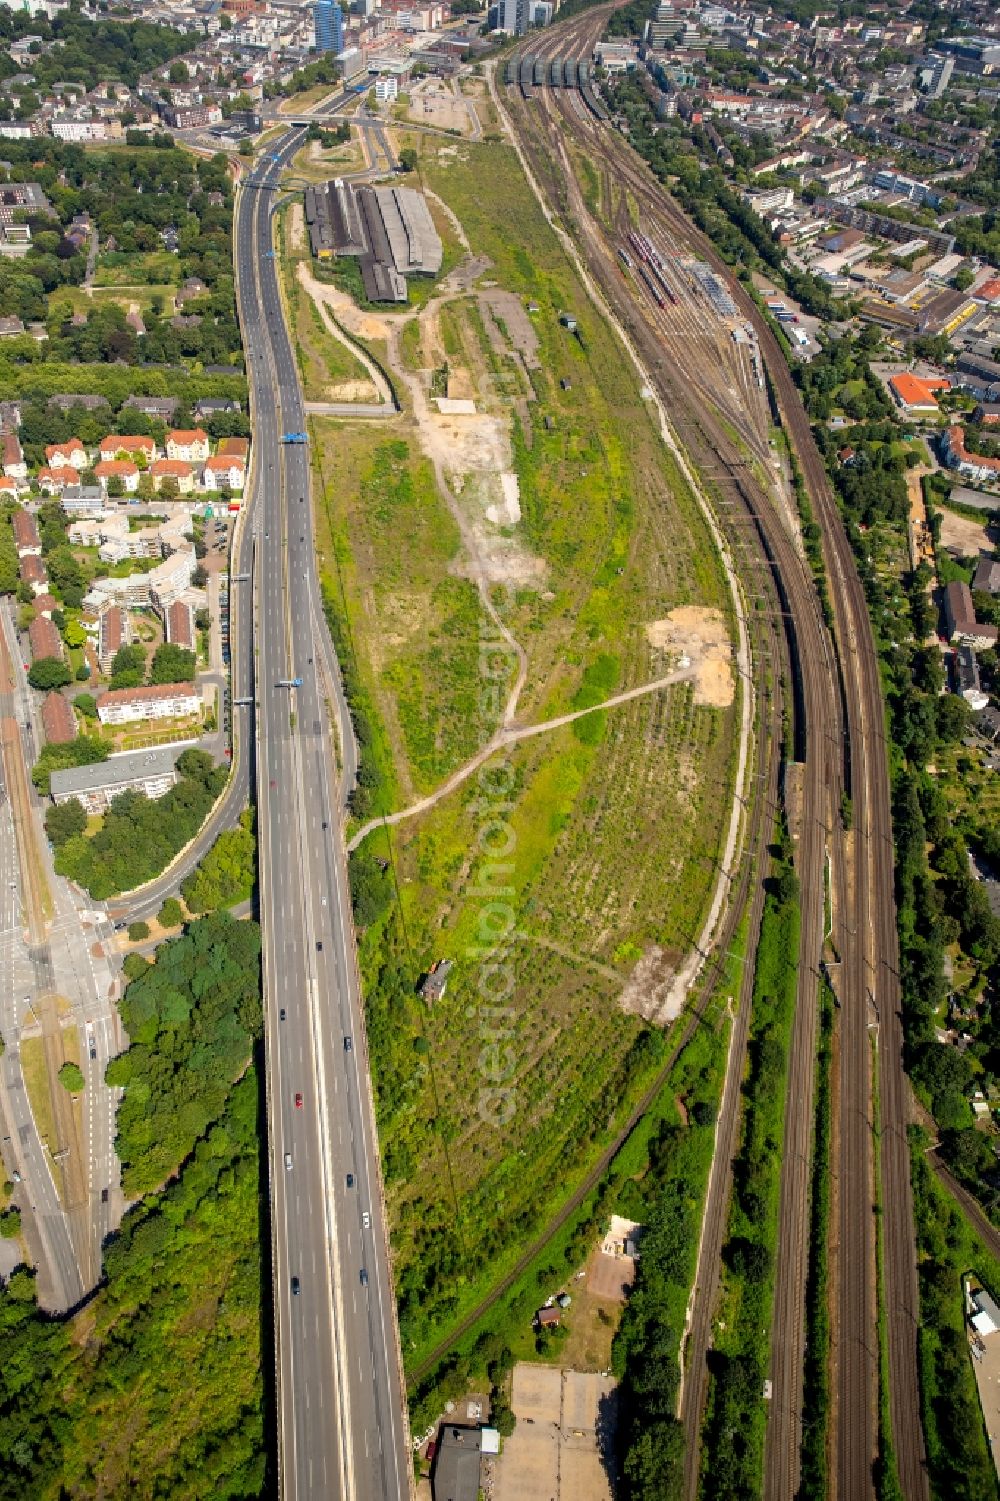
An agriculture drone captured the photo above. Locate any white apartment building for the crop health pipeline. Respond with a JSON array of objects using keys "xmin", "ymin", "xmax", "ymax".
[{"xmin": 96, "ymin": 682, "xmax": 201, "ymax": 727}]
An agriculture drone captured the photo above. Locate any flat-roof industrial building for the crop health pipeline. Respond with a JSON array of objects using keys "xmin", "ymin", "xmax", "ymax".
[{"xmin": 303, "ymin": 180, "xmax": 442, "ymax": 303}]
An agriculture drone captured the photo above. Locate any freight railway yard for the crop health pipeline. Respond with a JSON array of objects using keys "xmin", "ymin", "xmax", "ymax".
[{"xmin": 501, "ymin": 6, "xmax": 925, "ymax": 1499}]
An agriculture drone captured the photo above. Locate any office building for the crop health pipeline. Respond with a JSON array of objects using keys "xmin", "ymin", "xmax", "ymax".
[{"xmin": 314, "ymin": 0, "xmax": 344, "ymax": 53}]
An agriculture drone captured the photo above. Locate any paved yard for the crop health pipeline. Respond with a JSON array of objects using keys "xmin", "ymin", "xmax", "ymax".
[{"xmin": 495, "ymin": 1365, "xmax": 617, "ymax": 1501}]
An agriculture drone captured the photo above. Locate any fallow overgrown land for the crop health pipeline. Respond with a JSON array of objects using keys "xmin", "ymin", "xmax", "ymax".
[{"xmin": 304, "ymin": 129, "xmax": 741, "ymax": 1368}]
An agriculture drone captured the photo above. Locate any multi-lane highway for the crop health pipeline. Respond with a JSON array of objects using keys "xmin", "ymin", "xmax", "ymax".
[{"xmin": 235, "ymin": 137, "xmax": 409, "ymax": 1500}]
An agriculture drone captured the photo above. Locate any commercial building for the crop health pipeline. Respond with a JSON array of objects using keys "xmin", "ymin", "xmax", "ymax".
[
  {"xmin": 49, "ymin": 745, "xmax": 189, "ymax": 813},
  {"xmin": 888, "ymin": 372, "xmax": 950, "ymax": 415},
  {"xmin": 96, "ymin": 682, "xmax": 201, "ymax": 727},
  {"xmin": 314, "ymin": 0, "xmax": 343, "ymax": 53},
  {"xmin": 431, "ymin": 1426, "xmax": 484, "ymax": 1501},
  {"xmin": 41, "ymin": 691, "xmax": 75, "ymax": 745}
]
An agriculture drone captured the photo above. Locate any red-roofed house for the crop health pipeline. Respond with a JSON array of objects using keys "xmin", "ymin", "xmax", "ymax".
[
  {"xmin": 0, "ymin": 476, "xmax": 16, "ymax": 499},
  {"xmin": 98, "ymin": 435, "xmax": 156, "ymax": 464},
  {"xmin": 28, "ymin": 614, "xmax": 62, "ymax": 661},
  {"xmin": 45, "ymin": 439, "xmax": 87, "ymax": 470},
  {"xmin": 12, "ymin": 509, "xmax": 40, "ymax": 556},
  {"xmin": 41, "ymin": 691, "xmax": 75, "ymax": 744},
  {"xmin": 888, "ymin": 372, "xmax": 950, "ymax": 415},
  {"xmin": 19, "ymin": 554, "xmax": 47, "ymax": 594},
  {"xmin": 165, "ymin": 598, "xmax": 194, "ymax": 649},
  {"xmin": 2, "ymin": 432, "xmax": 26, "ymax": 480},
  {"xmin": 98, "ymin": 604, "xmax": 129, "ymax": 671},
  {"xmin": 93, "ymin": 459, "xmax": 140, "ymax": 494},
  {"xmin": 217, "ymin": 436, "xmax": 249, "ymax": 460},
  {"xmin": 37, "ymin": 465, "xmax": 80, "ymax": 493},
  {"xmin": 166, "ymin": 428, "xmax": 210, "ymax": 463},
  {"xmin": 202, "ymin": 455, "xmax": 246, "ymax": 491},
  {"xmin": 32, "ymin": 593, "xmax": 59, "ymax": 619},
  {"xmin": 150, "ymin": 458, "xmax": 195, "ymax": 494}
]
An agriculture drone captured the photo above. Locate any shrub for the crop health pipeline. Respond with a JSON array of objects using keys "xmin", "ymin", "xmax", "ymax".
[{"xmin": 128, "ymin": 921, "xmax": 150, "ymax": 943}]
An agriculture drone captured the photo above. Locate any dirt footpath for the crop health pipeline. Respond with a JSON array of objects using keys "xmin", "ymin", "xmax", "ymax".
[{"xmin": 495, "ymin": 1366, "xmax": 618, "ymax": 1501}]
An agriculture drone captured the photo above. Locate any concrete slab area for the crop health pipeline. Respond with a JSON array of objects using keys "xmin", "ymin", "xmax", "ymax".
[{"xmin": 497, "ymin": 1366, "xmax": 617, "ymax": 1501}]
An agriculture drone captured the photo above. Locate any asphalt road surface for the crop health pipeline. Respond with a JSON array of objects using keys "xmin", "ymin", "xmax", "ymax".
[{"xmin": 237, "ymin": 136, "xmax": 409, "ymax": 1501}]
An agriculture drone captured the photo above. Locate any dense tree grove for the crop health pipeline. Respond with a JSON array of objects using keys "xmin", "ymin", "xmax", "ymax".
[
  {"xmin": 0, "ymin": 1075, "xmax": 265, "ymax": 1500},
  {"xmin": 0, "ymin": 139, "xmax": 238, "ymax": 366},
  {"xmin": 54, "ymin": 749, "xmax": 227, "ymax": 899},
  {"xmin": 105, "ymin": 912, "xmax": 262, "ymax": 1196},
  {"xmin": 180, "ymin": 809, "xmax": 255, "ymax": 914}
]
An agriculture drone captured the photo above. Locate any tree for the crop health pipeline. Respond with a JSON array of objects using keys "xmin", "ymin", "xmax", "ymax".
[
  {"xmin": 149, "ymin": 643, "xmax": 196, "ymax": 684},
  {"xmin": 45, "ymin": 799, "xmax": 86, "ymax": 848},
  {"xmin": 28, "ymin": 657, "xmax": 71, "ymax": 691},
  {"xmin": 63, "ymin": 619, "xmax": 86, "ymax": 649},
  {"xmin": 74, "ymin": 692, "xmax": 97, "ymax": 719},
  {"xmin": 398, "ymin": 147, "xmax": 418, "ymax": 173},
  {"xmin": 58, "ymin": 1062, "xmax": 85, "ymax": 1093},
  {"xmin": 0, "ymin": 1207, "xmax": 21, "ymax": 1238},
  {"xmin": 128, "ymin": 921, "xmax": 150, "ymax": 943},
  {"xmin": 158, "ymin": 897, "xmax": 183, "ymax": 929}
]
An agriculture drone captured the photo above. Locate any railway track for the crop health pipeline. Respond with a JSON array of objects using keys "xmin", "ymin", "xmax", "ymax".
[
  {"xmin": 503, "ymin": 13, "xmax": 925, "ymax": 1499},
  {"xmin": 506, "ymin": 22, "xmax": 837, "ymax": 1501}
]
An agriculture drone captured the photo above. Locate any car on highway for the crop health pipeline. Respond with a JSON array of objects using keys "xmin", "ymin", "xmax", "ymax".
[
  {"xmin": 294, "ymin": 1092, "xmax": 303, "ymax": 1108},
  {"xmin": 344, "ymin": 1036, "xmax": 352, "ymax": 1052},
  {"xmin": 362, "ymin": 1211, "xmax": 370, "ymax": 1230},
  {"xmin": 279, "ymin": 1007, "xmax": 286, "ymax": 1020},
  {"xmin": 359, "ymin": 1269, "xmax": 368, "ymax": 1287},
  {"xmin": 101, "ymin": 1188, "xmax": 108, "ymax": 1203},
  {"xmin": 346, "ymin": 1173, "xmax": 354, "ymax": 1188},
  {"xmin": 284, "ymin": 1152, "xmax": 293, "ymax": 1171},
  {"xmin": 89, "ymin": 1043, "xmax": 96, "ymax": 1060},
  {"xmin": 291, "ymin": 1276, "xmax": 300, "ymax": 1295}
]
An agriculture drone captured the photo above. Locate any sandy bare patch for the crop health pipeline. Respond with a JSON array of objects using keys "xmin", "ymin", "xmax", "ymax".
[
  {"xmin": 938, "ymin": 506, "xmax": 992, "ymax": 558},
  {"xmin": 617, "ymin": 943, "xmax": 682, "ymax": 1023},
  {"xmin": 646, "ymin": 605, "xmax": 734, "ymax": 707},
  {"xmin": 327, "ymin": 379, "xmax": 379, "ymax": 402}
]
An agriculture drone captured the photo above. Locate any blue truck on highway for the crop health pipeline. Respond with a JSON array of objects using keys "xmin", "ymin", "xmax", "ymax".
[{"xmin": 281, "ymin": 432, "xmax": 308, "ymax": 444}]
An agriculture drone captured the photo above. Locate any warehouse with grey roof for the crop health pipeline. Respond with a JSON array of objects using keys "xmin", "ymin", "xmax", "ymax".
[{"xmin": 303, "ymin": 179, "xmax": 442, "ymax": 303}]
